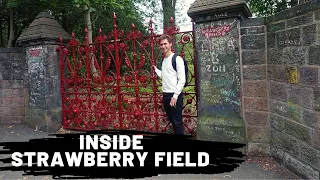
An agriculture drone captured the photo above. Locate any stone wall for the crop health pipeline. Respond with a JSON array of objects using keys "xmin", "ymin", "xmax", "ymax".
[
  {"xmin": 240, "ymin": 1, "xmax": 320, "ymax": 179},
  {"xmin": 240, "ymin": 18, "xmax": 270, "ymax": 156},
  {"xmin": 0, "ymin": 48, "xmax": 28, "ymax": 125}
]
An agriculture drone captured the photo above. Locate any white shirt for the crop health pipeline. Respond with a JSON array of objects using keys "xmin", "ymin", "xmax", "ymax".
[{"xmin": 154, "ymin": 53, "xmax": 186, "ymax": 99}]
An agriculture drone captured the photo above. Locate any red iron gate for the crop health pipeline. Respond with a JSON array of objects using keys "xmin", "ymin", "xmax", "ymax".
[{"xmin": 58, "ymin": 15, "xmax": 197, "ymax": 135}]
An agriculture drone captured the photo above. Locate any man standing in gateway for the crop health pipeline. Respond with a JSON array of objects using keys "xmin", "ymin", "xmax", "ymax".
[{"xmin": 153, "ymin": 34, "xmax": 186, "ymax": 135}]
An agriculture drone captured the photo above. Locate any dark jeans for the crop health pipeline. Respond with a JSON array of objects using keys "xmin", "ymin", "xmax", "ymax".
[{"xmin": 163, "ymin": 92, "xmax": 184, "ymax": 135}]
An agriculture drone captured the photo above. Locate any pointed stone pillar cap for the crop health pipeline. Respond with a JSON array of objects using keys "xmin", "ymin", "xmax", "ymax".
[
  {"xmin": 17, "ymin": 11, "xmax": 71, "ymax": 46},
  {"xmin": 188, "ymin": 0, "xmax": 252, "ymax": 20}
]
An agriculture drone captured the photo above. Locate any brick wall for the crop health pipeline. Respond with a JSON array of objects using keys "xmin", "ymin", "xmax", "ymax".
[
  {"xmin": 240, "ymin": 1, "xmax": 320, "ymax": 179},
  {"xmin": 0, "ymin": 48, "xmax": 28, "ymax": 125}
]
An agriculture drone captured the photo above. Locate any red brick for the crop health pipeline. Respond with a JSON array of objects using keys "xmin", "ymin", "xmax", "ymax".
[
  {"xmin": 244, "ymin": 97, "xmax": 268, "ymax": 111},
  {"xmin": 11, "ymin": 97, "xmax": 25, "ymax": 106},
  {"xmin": 0, "ymin": 97, "xmax": 10, "ymax": 106},
  {"xmin": 243, "ymin": 80, "xmax": 268, "ymax": 97},
  {"xmin": 0, "ymin": 107, "xmax": 12, "ymax": 116},
  {"xmin": 0, "ymin": 116, "xmax": 24, "ymax": 124},
  {"xmin": 0, "ymin": 89, "xmax": 13, "ymax": 97},
  {"xmin": 12, "ymin": 89, "xmax": 24, "ymax": 97}
]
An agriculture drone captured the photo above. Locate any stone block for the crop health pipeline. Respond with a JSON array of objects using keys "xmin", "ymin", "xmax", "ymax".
[
  {"xmin": 196, "ymin": 117, "xmax": 245, "ymax": 143},
  {"xmin": 244, "ymin": 111, "xmax": 269, "ymax": 127},
  {"xmin": 247, "ymin": 142, "xmax": 270, "ymax": 156},
  {"xmin": 243, "ymin": 80, "xmax": 267, "ymax": 97},
  {"xmin": 244, "ymin": 97, "xmax": 268, "ymax": 111},
  {"xmin": 240, "ymin": 26, "xmax": 265, "ymax": 35},
  {"xmin": 269, "ymin": 100, "xmax": 301, "ymax": 122},
  {"xmin": 0, "ymin": 53, "xmax": 9, "ymax": 61},
  {"xmin": 302, "ymin": 24, "xmax": 317, "ymax": 45},
  {"xmin": 270, "ymin": 113, "xmax": 286, "ymax": 131},
  {"xmin": 309, "ymin": 45, "xmax": 320, "ymax": 65},
  {"xmin": 0, "ymin": 80, "xmax": 24, "ymax": 89},
  {"xmin": 0, "ymin": 116, "xmax": 24, "ymax": 125},
  {"xmin": 282, "ymin": 47, "xmax": 308, "ymax": 65},
  {"xmin": 287, "ymin": 86, "xmax": 313, "ymax": 109},
  {"xmin": 302, "ymin": 109, "xmax": 318, "ymax": 128},
  {"xmin": 267, "ymin": 49, "xmax": 283, "ymax": 64},
  {"xmin": 0, "ymin": 97, "xmax": 24, "ymax": 107},
  {"xmin": 287, "ymin": 14, "xmax": 313, "ymax": 28},
  {"xmin": 240, "ymin": 17, "xmax": 266, "ymax": 27},
  {"xmin": 270, "ymin": 147, "xmax": 285, "ymax": 165},
  {"xmin": 0, "ymin": 60, "xmax": 11, "ymax": 69},
  {"xmin": 285, "ymin": 121, "xmax": 313, "ymax": 143},
  {"xmin": 267, "ymin": 32, "xmax": 276, "ymax": 48},
  {"xmin": 0, "ymin": 89, "xmax": 13, "ymax": 97},
  {"xmin": 271, "ymin": 130, "xmax": 300, "ymax": 156},
  {"xmin": 241, "ymin": 35, "xmax": 265, "ymax": 49},
  {"xmin": 11, "ymin": 69, "xmax": 23, "ymax": 80},
  {"xmin": 300, "ymin": 143, "xmax": 320, "ymax": 170},
  {"xmin": 274, "ymin": 0, "xmax": 319, "ymax": 21},
  {"xmin": 267, "ymin": 21, "xmax": 286, "ymax": 32},
  {"xmin": 315, "ymin": 10, "xmax": 320, "ymax": 20},
  {"xmin": 10, "ymin": 60, "xmax": 23, "ymax": 70},
  {"xmin": 10, "ymin": 53, "xmax": 25, "ymax": 61},
  {"xmin": 284, "ymin": 152, "xmax": 320, "ymax": 180},
  {"xmin": 270, "ymin": 81, "xmax": 288, "ymax": 101},
  {"xmin": 267, "ymin": 65, "xmax": 288, "ymax": 82},
  {"xmin": 1, "ymin": 69, "xmax": 11, "ymax": 80},
  {"xmin": 12, "ymin": 89, "xmax": 24, "ymax": 97},
  {"xmin": 312, "ymin": 128, "xmax": 320, "ymax": 150},
  {"xmin": 26, "ymin": 108, "xmax": 45, "ymax": 127},
  {"xmin": 242, "ymin": 50, "xmax": 265, "ymax": 65},
  {"xmin": 243, "ymin": 65, "xmax": 266, "ymax": 80},
  {"xmin": 0, "ymin": 107, "xmax": 13, "ymax": 116},
  {"xmin": 276, "ymin": 28, "xmax": 301, "ymax": 47},
  {"xmin": 266, "ymin": 15, "xmax": 275, "ymax": 24},
  {"xmin": 12, "ymin": 107, "xmax": 25, "ymax": 116},
  {"xmin": 314, "ymin": 88, "xmax": 320, "ymax": 111},
  {"xmin": 299, "ymin": 67, "xmax": 319, "ymax": 87},
  {"xmin": 46, "ymin": 107, "xmax": 62, "ymax": 133},
  {"xmin": 247, "ymin": 125, "xmax": 270, "ymax": 142},
  {"xmin": 0, "ymin": 48, "xmax": 24, "ymax": 53}
]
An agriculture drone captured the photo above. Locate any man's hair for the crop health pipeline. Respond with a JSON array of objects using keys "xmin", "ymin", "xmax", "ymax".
[{"xmin": 158, "ymin": 34, "xmax": 172, "ymax": 44}]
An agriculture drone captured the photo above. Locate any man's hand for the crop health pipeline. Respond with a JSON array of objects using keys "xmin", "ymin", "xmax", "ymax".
[
  {"xmin": 152, "ymin": 65, "xmax": 156, "ymax": 70},
  {"xmin": 170, "ymin": 97, "xmax": 177, "ymax": 107}
]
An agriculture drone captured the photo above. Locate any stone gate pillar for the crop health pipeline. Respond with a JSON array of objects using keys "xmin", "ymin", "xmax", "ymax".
[
  {"xmin": 188, "ymin": 1, "xmax": 251, "ymax": 143},
  {"xmin": 16, "ymin": 12, "xmax": 71, "ymax": 132}
]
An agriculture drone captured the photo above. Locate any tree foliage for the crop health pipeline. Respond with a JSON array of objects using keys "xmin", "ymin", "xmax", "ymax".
[
  {"xmin": 133, "ymin": 0, "xmax": 188, "ymax": 33},
  {"xmin": 0, "ymin": 0, "xmax": 146, "ymax": 47},
  {"xmin": 247, "ymin": 0, "xmax": 299, "ymax": 17}
]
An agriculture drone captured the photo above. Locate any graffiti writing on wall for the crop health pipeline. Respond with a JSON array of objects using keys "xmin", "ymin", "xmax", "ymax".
[
  {"xmin": 27, "ymin": 47, "xmax": 44, "ymax": 63},
  {"xmin": 200, "ymin": 26, "xmax": 230, "ymax": 38},
  {"xmin": 196, "ymin": 18, "xmax": 241, "ymax": 118},
  {"xmin": 277, "ymin": 31, "xmax": 301, "ymax": 47}
]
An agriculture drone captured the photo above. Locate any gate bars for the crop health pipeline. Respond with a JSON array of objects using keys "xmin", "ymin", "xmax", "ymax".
[{"xmin": 58, "ymin": 15, "xmax": 197, "ymax": 135}]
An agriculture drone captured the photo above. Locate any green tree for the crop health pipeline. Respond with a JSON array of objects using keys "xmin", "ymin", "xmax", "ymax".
[
  {"xmin": 133, "ymin": 0, "xmax": 186, "ymax": 33},
  {"xmin": 0, "ymin": 0, "xmax": 146, "ymax": 48},
  {"xmin": 247, "ymin": 0, "xmax": 299, "ymax": 17}
]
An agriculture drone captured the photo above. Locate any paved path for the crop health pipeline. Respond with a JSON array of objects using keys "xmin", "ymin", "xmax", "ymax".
[{"xmin": 0, "ymin": 124, "xmax": 301, "ymax": 180}]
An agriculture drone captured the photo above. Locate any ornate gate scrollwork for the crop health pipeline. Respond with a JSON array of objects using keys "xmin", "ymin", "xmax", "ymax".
[{"xmin": 58, "ymin": 15, "xmax": 197, "ymax": 135}]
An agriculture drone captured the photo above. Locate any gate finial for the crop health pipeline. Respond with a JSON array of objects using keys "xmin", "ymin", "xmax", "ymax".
[
  {"xmin": 113, "ymin": 13, "xmax": 117, "ymax": 28},
  {"xmin": 170, "ymin": 17, "xmax": 174, "ymax": 23}
]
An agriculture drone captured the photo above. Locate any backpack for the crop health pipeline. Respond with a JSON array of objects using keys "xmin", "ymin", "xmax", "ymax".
[{"xmin": 172, "ymin": 53, "xmax": 188, "ymax": 87}]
